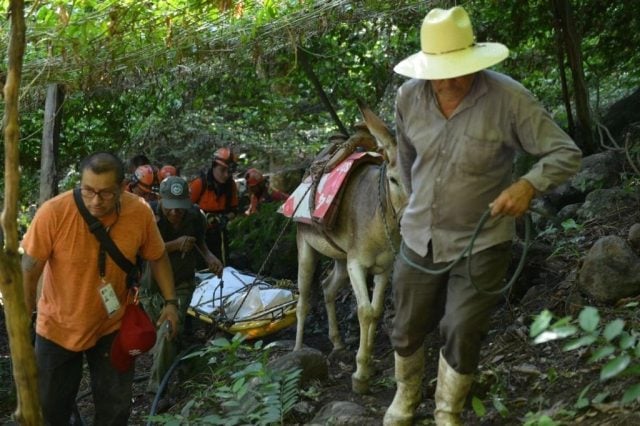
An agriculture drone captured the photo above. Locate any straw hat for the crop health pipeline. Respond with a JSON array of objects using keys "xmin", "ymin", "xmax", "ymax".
[{"xmin": 394, "ymin": 6, "xmax": 508, "ymax": 80}]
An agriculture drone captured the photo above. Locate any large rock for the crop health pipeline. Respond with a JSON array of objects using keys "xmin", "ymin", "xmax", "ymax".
[
  {"xmin": 268, "ymin": 347, "xmax": 329, "ymax": 386},
  {"xmin": 578, "ymin": 236, "xmax": 640, "ymax": 303},
  {"xmin": 576, "ymin": 187, "xmax": 640, "ymax": 222},
  {"xmin": 545, "ymin": 150, "xmax": 625, "ymax": 209},
  {"xmin": 306, "ymin": 401, "xmax": 375, "ymax": 425}
]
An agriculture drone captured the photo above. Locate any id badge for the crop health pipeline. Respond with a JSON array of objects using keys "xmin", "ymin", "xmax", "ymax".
[{"xmin": 99, "ymin": 282, "xmax": 121, "ymax": 316}]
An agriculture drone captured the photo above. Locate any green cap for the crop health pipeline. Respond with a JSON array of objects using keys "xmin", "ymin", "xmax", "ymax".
[{"xmin": 159, "ymin": 176, "xmax": 191, "ymax": 209}]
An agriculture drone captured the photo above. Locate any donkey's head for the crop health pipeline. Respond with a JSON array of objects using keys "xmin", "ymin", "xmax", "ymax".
[{"xmin": 357, "ymin": 101, "xmax": 408, "ymax": 218}]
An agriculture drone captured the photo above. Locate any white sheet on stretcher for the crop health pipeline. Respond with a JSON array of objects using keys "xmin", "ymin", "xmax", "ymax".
[{"xmin": 190, "ymin": 266, "xmax": 295, "ymax": 321}]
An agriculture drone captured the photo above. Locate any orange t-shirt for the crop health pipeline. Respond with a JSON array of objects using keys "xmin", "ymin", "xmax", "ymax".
[
  {"xmin": 21, "ymin": 191, "xmax": 166, "ymax": 351},
  {"xmin": 189, "ymin": 175, "xmax": 239, "ymax": 213}
]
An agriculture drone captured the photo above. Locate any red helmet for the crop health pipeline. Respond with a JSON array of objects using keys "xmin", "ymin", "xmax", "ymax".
[
  {"xmin": 245, "ymin": 168, "xmax": 265, "ymax": 187},
  {"xmin": 134, "ymin": 165, "xmax": 155, "ymax": 192},
  {"xmin": 157, "ymin": 165, "xmax": 177, "ymax": 182},
  {"xmin": 213, "ymin": 147, "xmax": 237, "ymax": 169}
]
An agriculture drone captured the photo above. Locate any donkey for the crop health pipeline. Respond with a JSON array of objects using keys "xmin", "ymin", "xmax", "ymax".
[{"xmin": 294, "ymin": 102, "xmax": 407, "ymax": 394}]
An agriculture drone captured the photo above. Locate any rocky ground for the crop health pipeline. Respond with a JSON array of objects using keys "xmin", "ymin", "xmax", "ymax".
[{"xmin": 2, "ymin": 196, "xmax": 640, "ymax": 425}]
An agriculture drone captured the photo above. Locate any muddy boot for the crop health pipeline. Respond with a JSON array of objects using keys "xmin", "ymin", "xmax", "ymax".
[
  {"xmin": 383, "ymin": 346, "xmax": 425, "ymax": 426},
  {"xmin": 434, "ymin": 351, "xmax": 473, "ymax": 426}
]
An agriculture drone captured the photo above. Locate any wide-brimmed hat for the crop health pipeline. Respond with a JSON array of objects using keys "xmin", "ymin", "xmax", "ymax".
[
  {"xmin": 110, "ymin": 303, "xmax": 157, "ymax": 372},
  {"xmin": 159, "ymin": 176, "xmax": 192, "ymax": 210},
  {"xmin": 394, "ymin": 6, "xmax": 509, "ymax": 80}
]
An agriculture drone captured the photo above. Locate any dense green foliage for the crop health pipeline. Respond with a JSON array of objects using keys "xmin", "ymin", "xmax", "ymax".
[
  {"xmin": 228, "ymin": 202, "xmax": 298, "ymax": 280},
  {"xmin": 151, "ymin": 334, "xmax": 302, "ymax": 425},
  {"xmin": 1, "ymin": 0, "xmax": 639, "ymax": 204},
  {"xmin": 531, "ymin": 305, "xmax": 640, "ymax": 409}
]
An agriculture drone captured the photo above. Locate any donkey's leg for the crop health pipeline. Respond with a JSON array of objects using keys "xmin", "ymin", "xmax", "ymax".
[
  {"xmin": 294, "ymin": 237, "xmax": 318, "ymax": 351},
  {"xmin": 366, "ymin": 271, "xmax": 389, "ymax": 348},
  {"xmin": 322, "ymin": 260, "xmax": 348, "ymax": 351},
  {"xmin": 347, "ymin": 259, "xmax": 374, "ymax": 394}
]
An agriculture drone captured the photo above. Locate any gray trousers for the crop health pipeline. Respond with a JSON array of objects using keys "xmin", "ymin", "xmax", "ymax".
[
  {"xmin": 35, "ymin": 331, "xmax": 134, "ymax": 426},
  {"xmin": 391, "ymin": 241, "xmax": 511, "ymax": 374}
]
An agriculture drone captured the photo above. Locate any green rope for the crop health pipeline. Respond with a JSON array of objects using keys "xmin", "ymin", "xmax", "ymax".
[{"xmin": 399, "ymin": 209, "xmax": 532, "ymax": 295}]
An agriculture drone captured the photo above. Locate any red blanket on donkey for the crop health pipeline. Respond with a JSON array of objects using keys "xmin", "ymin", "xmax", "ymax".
[{"xmin": 279, "ymin": 152, "xmax": 383, "ymax": 229}]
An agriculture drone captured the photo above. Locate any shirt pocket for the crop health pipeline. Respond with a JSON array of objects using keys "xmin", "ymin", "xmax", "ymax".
[{"xmin": 456, "ymin": 134, "xmax": 506, "ymax": 175}]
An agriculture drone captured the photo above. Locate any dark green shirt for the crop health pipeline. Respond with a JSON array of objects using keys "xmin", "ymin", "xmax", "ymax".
[{"xmin": 143, "ymin": 204, "xmax": 206, "ymax": 290}]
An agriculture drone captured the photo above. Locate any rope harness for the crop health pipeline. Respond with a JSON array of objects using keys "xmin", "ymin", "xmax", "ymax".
[{"xmin": 399, "ymin": 209, "xmax": 533, "ymax": 295}]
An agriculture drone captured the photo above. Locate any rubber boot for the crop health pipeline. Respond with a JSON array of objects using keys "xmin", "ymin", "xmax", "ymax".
[
  {"xmin": 383, "ymin": 346, "xmax": 425, "ymax": 426},
  {"xmin": 434, "ymin": 351, "xmax": 473, "ymax": 426}
]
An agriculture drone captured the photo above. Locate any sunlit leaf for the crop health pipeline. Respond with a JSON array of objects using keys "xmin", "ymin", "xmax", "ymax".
[
  {"xmin": 563, "ymin": 335, "xmax": 597, "ymax": 351},
  {"xmin": 530, "ymin": 310, "xmax": 553, "ymax": 338},
  {"xmin": 603, "ymin": 319, "xmax": 625, "ymax": 341},
  {"xmin": 600, "ymin": 354, "xmax": 631, "ymax": 380},
  {"xmin": 589, "ymin": 345, "xmax": 616, "ymax": 363},
  {"xmin": 618, "ymin": 332, "xmax": 635, "ymax": 350},
  {"xmin": 578, "ymin": 306, "xmax": 600, "ymax": 332},
  {"xmin": 534, "ymin": 326, "xmax": 577, "ymax": 344}
]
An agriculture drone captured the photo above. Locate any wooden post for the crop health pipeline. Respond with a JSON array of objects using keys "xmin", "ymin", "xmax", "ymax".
[{"xmin": 39, "ymin": 83, "xmax": 64, "ymax": 205}]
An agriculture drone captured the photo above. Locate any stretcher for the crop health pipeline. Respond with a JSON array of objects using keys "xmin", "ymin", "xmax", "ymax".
[{"xmin": 188, "ymin": 266, "xmax": 297, "ymax": 339}]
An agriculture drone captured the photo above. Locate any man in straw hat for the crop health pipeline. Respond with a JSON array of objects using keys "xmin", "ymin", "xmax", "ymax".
[{"xmin": 384, "ymin": 6, "xmax": 581, "ymax": 425}]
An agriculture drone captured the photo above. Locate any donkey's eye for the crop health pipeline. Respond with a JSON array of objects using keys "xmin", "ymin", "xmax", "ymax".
[{"xmin": 389, "ymin": 177, "xmax": 399, "ymax": 186}]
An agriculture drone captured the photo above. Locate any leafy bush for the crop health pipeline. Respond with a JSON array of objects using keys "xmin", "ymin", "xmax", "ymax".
[
  {"xmin": 150, "ymin": 334, "xmax": 301, "ymax": 425},
  {"xmin": 530, "ymin": 305, "xmax": 640, "ymax": 407},
  {"xmin": 227, "ymin": 203, "xmax": 298, "ymax": 280}
]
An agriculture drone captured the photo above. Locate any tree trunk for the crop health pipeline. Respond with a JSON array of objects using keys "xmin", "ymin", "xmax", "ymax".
[
  {"xmin": 550, "ymin": 8, "xmax": 575, "ymax": 137},
  {"xmin": 39, "ymin": 83, "xmax": 64, "ymax": 205},
  {"xmin": 551, "ymin": 0, "xmax": 595, "ymax": 154},
  {"xmin": 0, "ymin": 0, "xmax": 44, "ymax": 424}
]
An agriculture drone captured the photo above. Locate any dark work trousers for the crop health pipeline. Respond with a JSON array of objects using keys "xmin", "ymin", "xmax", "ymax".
[
  {"xmin": 391, "ymin": 241, "xmax": 511, "ymax": 374},
  {"xmin": 35, "ymin": 331, "xmax": 134, "ymax": 426}
]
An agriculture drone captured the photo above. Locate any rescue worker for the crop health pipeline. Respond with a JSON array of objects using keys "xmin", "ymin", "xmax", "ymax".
[
  {"xmin": 189, "ymin": 147, "xmax": 239, "ymax": 264},
  {"xmin": 157, "ymin": 164, "xmax": 178, "ymax": 182},
  {"xmin": 142, "ymin": 176, "xmax": 223, "ymax": 408},
  {"xmin": 126, "ymin": 164, "xmax": 158, "ymax": 203},
  {"xmin": 244, "ymin": 168, "xmax": 289, "ymax": 215}
]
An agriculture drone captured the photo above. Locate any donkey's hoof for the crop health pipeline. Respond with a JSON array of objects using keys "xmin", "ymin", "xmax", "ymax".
[{"xmin": 351, "ymin": 374, "xmax": 370, "ymax": 394}]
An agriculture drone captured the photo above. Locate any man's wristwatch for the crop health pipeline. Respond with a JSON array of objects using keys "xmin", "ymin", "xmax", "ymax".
[{"xmin": 164, "ymin": 299, "xmax": 179, "ymax": 308}]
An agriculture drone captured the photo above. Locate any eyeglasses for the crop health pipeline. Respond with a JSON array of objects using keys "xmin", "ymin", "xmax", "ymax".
[{"xmin": 80, "ymin": 187, "xmax": 119, "ymax": 201}]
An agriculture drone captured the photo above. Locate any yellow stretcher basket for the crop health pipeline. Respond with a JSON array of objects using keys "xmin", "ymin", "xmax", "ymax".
[{"xmin": 188, "ymin": 268, "xmax": 298, "ymax": 340}]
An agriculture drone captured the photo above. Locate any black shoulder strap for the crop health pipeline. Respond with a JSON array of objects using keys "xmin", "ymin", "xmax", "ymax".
[{"xmin": 73, "ymin": 188, "xmax": 139, "ymax": 286}]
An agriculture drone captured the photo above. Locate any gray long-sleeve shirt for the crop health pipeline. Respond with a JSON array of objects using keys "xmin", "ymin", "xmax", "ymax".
[{"xmin": 396, "ymin": 70, "xmax": 582, "ymax": 263}]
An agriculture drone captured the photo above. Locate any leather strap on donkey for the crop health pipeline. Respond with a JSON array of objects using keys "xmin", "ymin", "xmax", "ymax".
[{"xmin": 306, "ymin": 124, "xmax": 380, "ymax": 229}]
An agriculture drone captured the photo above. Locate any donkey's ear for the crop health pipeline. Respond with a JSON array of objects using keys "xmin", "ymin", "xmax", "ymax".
[{"xmin": 357, "ymin": 100, "xmax": 395, "ymax": 155}]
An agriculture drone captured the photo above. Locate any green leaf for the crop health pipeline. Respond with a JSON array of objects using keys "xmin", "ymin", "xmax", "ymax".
[
  {"xmin": 589, "ymin": 345, "xmax": 616, "ymax": 363},
  {"xmin": 471, "ymin": 396, "xmax": 486, "ymax": 417},
  {"xmin": 618, "ymin": 332, "xmax": 635, "ymax": 350},
  {"xmin": 492, "ymin": 398, "xmax": 509, "ymax": 417},
  {"xmin": 534, "ymin": 325, "xmax": 578, "ymax": 344},
  {"xmin": 578, "ymin": 306, "xmax": 600, "ymax": 332},
  {"xmin": 563, "ymin": 335, "xmax": 597, "ymax": 351},
  {"xmin": 574, "ymin": 383, "xmax": 592, "ymax": 409},
  {"xmin": 621, "ymin": 383, "xmax": 640, "ymax": 405},
  {"xmin": 530, "ymin": 310, "xmax": 553, "ymax": 338},
  {"xmin": 592, "ymin": 391, "xmax": 610, "ymax": 403},
  {"xmin": 600, "ymin": 354, "xmax": 631, "ymax": 381},
  {"xmin": 603, "ymin": 319, "xmax": 625, "ymax": 341}
]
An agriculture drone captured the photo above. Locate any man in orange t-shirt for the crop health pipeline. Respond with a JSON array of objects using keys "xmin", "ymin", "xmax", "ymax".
[
  {"xmin": 21, "ymin": 152, "xmax": 179, "ymax": 425},
  {"xmin": 189, "ymin": 147, "xmax": 239, "ymax": 264}
]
